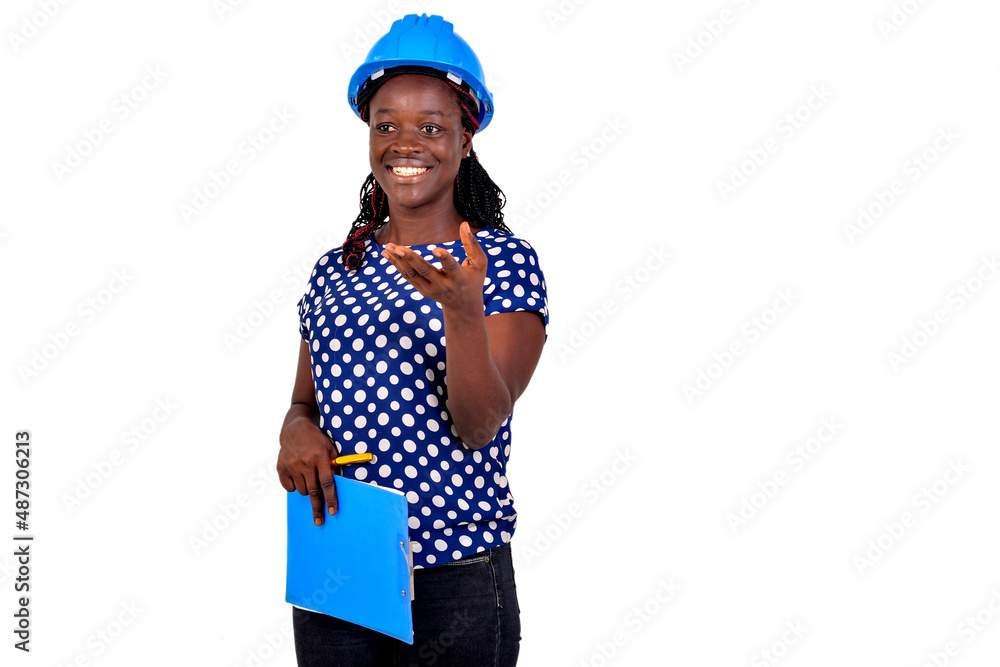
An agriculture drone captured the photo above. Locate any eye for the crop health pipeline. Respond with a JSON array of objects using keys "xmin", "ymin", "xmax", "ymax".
[
  {"xmin": 422, "ymin": 125, "xmax": 441, "ymax": 134},
  {"xmin": 375, "ymin": 123, "xmax": 394, "ymax": 133}
]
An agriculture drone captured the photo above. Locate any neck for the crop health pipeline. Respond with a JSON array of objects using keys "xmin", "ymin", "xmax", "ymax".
[{"xmin": 375, "ymin": 199, "xmax": 470, "ymax": 246}]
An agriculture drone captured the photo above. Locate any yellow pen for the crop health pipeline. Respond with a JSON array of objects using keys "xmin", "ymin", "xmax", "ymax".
[{"xmin": 331, "ymin": 453, "xmax": 374, "ymax": 467}]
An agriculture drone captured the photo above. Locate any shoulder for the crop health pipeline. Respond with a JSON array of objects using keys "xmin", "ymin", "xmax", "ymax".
[
  {"xmin": 298, "ymin": 246, "xmax": 349, "ymax": 312},
  {"xmin": 306, "ymin": 245, "xmax": 348, "ymax": 283},
  {"xmin": 475, "ymin": 228, "xmax": 544, "ymax": 267},
  {"xmin": 479, "ymin": 227, "xmax": 549, "ymax": 321}
]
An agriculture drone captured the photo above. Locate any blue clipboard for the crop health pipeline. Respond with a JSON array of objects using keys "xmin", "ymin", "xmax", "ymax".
[{"xmin": 285, "ymin": 476, "xmax": 414, "ymax": 644}]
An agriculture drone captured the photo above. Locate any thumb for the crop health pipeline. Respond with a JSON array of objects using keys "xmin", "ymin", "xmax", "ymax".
[{"xmin": 460, "ymin": 222, "xmax": 487, "ymax": 270}]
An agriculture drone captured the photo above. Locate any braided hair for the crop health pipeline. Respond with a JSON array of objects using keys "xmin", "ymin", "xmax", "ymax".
[{"xmin": 341, "ymin": 67, "xmax": 511, "ymax": 270}]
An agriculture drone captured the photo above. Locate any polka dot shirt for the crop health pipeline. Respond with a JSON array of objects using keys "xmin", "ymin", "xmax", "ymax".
[{"xmin": 297, "ymin": 228, "xmax": 549, "ymax": 569}]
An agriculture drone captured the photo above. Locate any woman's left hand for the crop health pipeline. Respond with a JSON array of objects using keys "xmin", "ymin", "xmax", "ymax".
[{"xmin": 381, "ymin": 221, "xmax": 487, "ymax": 311}]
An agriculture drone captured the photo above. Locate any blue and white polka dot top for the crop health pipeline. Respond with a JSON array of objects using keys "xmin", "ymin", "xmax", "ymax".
[{"xmin": 297, "ymin": 227, "xmax": 548, "ymax": 568}]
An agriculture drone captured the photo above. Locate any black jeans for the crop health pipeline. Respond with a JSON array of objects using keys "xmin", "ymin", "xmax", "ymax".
[{"xmin": 292, "ymin": 541, "xmax": 521, "ymax": 666}]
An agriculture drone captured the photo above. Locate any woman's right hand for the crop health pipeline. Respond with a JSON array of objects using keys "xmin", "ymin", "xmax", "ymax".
[
  {"xmin": 277, "ymin": 417, "xmax": 339, "ymax": 525},
  {"xmin": 277, "ymin": 338, "xmax": 339, "ymax": 525}
]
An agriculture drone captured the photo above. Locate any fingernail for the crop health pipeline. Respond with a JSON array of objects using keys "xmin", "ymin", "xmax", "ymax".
[
  {"xmin": 315, "ymin": 518, "xmax": 322, "ymax": 526},
  {"xmin": 329, "ymin": 506, "xmax": 337, "ymax": 515}
]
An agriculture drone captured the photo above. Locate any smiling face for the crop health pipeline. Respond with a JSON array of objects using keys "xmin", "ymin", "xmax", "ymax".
[{"xmin": 368, "ymin": 74, "xmax": 472, "ymax": 214}]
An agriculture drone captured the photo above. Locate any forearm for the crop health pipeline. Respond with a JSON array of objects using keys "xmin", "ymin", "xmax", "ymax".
[{"xmin": 441, "ymin": 304, "xmax": 511, "ymax": 450}]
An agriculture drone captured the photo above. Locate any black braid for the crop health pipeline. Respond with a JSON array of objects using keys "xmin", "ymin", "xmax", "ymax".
[{"xmin": 341, "ymin": 68, "xmax": 511, "ymax": 271}]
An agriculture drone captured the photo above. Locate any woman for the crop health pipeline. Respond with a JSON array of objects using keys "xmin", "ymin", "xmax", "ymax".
[{"xmin": 276, "ymin": 14, "xmax": 548, "ymax": 666}]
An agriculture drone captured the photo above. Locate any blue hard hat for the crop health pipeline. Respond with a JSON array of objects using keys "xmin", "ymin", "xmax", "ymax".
[{"xmin": 347, "ymin": 14, "xmax": 494, "ymax": 132}]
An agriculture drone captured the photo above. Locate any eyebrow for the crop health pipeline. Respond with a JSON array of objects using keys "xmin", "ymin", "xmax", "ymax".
[{"xmin": 374, "ymin": 109, "xmax": 445, "ymax": 116}]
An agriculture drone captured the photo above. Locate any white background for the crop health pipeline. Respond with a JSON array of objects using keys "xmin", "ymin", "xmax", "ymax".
[{"xmin": 2, "ymin": 0, "xmax": 999, "ymax": 665}]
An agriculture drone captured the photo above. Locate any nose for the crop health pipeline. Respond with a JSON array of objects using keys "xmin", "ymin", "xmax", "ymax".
[{"xmin": 391, "ymin": 125, "xmax": 423, "ymax": 155}]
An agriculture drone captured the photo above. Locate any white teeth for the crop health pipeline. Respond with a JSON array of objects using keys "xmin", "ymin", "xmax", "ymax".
[{"xmin": 392, "ymin": 166, "xmax": 428, "ymax": 175}]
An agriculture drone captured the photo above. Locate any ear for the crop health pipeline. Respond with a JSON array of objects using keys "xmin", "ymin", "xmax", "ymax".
[{"xmin": 461, "ymin": 127, "xmax": 473, "ymax": 157}]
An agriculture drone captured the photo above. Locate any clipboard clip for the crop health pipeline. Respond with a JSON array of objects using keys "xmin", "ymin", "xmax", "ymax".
[{"xmin": 400, "ymin": 539, "xmax": 414, "ymax": 602}]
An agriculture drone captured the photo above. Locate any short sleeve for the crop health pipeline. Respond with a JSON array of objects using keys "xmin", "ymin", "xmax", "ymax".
[
  {"xmin": 483, "ymin": 237, "xmax": 549, "ymax": 327},
  {"xmin": 297, "ymin": 252, "xmax": 335, "ymax": 343},
  {"xmin": 297, "ymin": 291, "xmax": 311, "ymax": 343}
]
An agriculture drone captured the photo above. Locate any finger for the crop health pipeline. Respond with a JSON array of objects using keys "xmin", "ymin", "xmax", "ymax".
[
  {"xmin": 308, "ymin": 469, "xmax": 329, "ymax": 526},
  {"xmin": 385, "ymin": 250, "xmax": 428, "ymax": 284},
  {"xmin": 433, "ymin": 247, "xmax": 462, "ymax": 272},
  {"xmin": 293, "ymin": 474, "xmax": 312, "ymax": 503},
  {"xmin": 380, "ymin": 247, "xmax": 401, "ymax": 272},
  {"xmin": 386, "ymin": 245, "xmax": 440, "ymax": 284},
  {"xmin": 460, "ymin": 222, "xmax": 487, "ymax": 269},
  {"xmin": 317, "ymin": 464, "xmax": 339, "ymax": 518},
  {"xmin": 381, "ymin": 248, "xmax": 422, "ymax": 284},
  {"xmin": 277, "ymin": 463, "xmax": 295, "ymax": 492}
]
